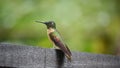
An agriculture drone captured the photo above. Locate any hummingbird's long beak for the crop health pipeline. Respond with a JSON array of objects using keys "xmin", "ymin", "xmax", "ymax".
[
  {"xmin": 35, "ymin": 21, "xmax": 45, "ymax": 24},
  {"xmin": 36, "ymin": 21, "xmax": 49, "ymax": 25}
]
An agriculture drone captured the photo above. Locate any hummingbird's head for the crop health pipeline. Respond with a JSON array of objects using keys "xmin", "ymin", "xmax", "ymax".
[{"xmin": 36, "ymin": 21, "xmax": 56, "ymax": 29}]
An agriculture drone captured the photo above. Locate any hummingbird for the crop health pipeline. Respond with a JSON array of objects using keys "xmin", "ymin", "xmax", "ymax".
[{"xmin": 36, "ymin": 21, "xmax": 72, "ymax": 61}]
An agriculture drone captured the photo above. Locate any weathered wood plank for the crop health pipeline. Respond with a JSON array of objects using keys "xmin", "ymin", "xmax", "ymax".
[
  {"xmin": 0, "ymin": 43, "xmax": 120, "ymax": 68},
  {"xmin": 0, "ymin": 43, "xmax": 45, "ymax": 68}
]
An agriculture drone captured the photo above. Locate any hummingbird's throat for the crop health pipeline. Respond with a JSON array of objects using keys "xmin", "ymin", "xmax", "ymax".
[
  {"xmin": 46, "ymin": 26, "xmax": 56, "ymax": 29},
  {"xmin": 47, "ymin": 28, "xmax": 55, "ymax": 34}
]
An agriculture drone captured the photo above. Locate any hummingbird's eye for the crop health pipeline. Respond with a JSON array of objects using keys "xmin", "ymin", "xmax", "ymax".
[{"xmin": 51, "ymin": 22, "xmax": 54, "ymax": 25}]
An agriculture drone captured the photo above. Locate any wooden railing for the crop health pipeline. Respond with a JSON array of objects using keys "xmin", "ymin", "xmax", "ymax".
[{"xmin": 0, "ymin": 43, "xmax": 120, "ymax": 68}]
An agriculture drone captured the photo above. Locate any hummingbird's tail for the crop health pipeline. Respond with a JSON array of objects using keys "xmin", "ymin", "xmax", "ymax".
[
  {"xmin": 64, "ymin": 45, "xmax": 72, "ymax": 62},
  {"xmin": 65, "ymin": 54, "xmax": 72, "ymax": 62}
]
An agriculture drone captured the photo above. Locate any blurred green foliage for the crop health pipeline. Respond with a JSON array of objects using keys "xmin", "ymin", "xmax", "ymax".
[{"xmin": 0, "ymin": 0, "xmax": 120, "ymax": 55}]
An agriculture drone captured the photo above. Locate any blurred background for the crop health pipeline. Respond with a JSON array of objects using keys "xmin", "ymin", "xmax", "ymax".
[{"xmin": 0, "ymin": 0, "xmax": 120, "ymax": 55}]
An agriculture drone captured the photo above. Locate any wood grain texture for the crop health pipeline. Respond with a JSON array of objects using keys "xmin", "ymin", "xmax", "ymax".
[{"xmin": 0, "ymin": 43, "xmax": 120, "ymax": 68}]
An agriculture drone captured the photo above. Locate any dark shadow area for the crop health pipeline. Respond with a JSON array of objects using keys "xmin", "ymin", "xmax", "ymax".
[
  {"xmin": 0, "ymin": 66, "xmax": 16, "ymax": 68},
  {"xmin": 55, "ymin": 49, "xmax": 65, "ymax": 68}
]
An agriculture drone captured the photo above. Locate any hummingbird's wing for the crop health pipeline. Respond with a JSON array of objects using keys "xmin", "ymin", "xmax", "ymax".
[{"xmin": 49, "ymin": 31, "xmax": 72, "ymax": 60}]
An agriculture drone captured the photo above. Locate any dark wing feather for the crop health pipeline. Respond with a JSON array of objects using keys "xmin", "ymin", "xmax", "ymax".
[{"xmin": 49, "ymin": 32, "xmax": 72, "ymax": 60}]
